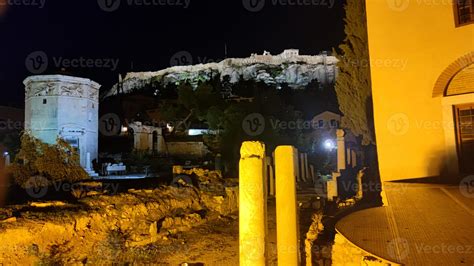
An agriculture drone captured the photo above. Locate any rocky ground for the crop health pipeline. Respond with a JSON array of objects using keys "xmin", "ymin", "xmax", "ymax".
[
  {"xmin": 0, "ymin": 167, "xmax": 241, "ymax": 265},
  {"xmin": 0, "ymin": 184, "xmax": 239, "ymax": 265},
  {"xmin": 0, "ymin": 172, "xmax": 341, "ymax": 265}
]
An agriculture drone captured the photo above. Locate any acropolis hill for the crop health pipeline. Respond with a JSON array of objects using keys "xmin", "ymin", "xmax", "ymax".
[{"xmin": 103, "ymin": 49, "xmax": 338, "ymax": 98}]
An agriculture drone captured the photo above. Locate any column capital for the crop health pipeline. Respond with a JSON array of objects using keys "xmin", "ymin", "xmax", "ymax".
[
  {"xmin": 336, "ymin": 129, "xmax": 346, "ymax": 138},
  {"xmin": 240, "ymin": 141, "xmax": 265, "ymax": 159}
]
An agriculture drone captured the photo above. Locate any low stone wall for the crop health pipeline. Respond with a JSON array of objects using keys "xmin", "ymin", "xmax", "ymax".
[
  {"xmin": 332, "ymin": 231, "xmax": 394, "ymax": 266},
  {"xmin": 166, "ymin": 141, "xmax": 210, "ymax": 159}
]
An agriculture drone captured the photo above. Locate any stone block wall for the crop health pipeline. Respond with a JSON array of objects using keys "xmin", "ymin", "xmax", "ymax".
[{"xmin": 166, "ymin": 141, "xmax": 210, "ymax": 159}]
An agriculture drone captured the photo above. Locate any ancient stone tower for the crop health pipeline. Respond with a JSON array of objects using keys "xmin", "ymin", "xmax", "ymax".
[{"xmin": 23, "ymin": 75, "xmax": 101, "ymax": 170}]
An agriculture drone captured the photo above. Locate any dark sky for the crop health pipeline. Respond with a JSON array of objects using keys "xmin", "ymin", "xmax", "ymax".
[{"xmin": 0, "ymin": 0, "xmax": 345, "ymax": 107}]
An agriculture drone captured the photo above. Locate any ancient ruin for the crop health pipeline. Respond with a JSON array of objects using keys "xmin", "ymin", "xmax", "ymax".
[
  {"xmin": 103, "ymin": 49, "xmax": 338, "ymax": 98},
  {"xmin": 23, "ymin": 75, "xmax": 101, "ymax": 175}
]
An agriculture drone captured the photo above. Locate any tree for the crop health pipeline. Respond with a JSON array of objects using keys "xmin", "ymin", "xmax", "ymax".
[{"xmin": 334, "ymin": 0, "xmax": 375, "ymax": 145}]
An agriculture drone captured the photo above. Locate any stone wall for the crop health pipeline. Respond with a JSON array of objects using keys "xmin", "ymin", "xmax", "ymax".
[
  {"xmin": 332, "ymin": 232, "xmax": 393, "ymax": 266},
  {"xmin": 128, "ymin": 122, "xmax": 166, "ymax": 155},
  {"xmin": 166, "ymin": 141, "xmax": 210, "ymax": 159}
]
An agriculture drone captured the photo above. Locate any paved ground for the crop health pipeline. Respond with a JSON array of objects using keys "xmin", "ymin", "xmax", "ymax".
[{"xmin": 336, "ymin": 182, "xmax": 474, "ymax": 265}]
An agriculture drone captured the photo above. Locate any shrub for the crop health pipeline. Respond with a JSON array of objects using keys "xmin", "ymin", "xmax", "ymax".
[{"xmin": 10, "ymin": 133, "xmax": 89, "ymax": 188}]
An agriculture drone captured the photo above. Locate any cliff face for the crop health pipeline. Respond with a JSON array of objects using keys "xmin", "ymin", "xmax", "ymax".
[{"xmin": 102, "ymin": 51, "xmax": 338, "ymax": 98}]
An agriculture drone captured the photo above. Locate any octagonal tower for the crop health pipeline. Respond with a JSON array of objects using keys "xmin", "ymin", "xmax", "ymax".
[{"xmin": 24, "ymin": 75, "xmax": 101, "ymax": 170}]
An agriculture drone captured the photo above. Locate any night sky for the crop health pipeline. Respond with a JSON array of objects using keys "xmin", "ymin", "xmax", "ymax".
[{"xmin": 0, "ymin": 0, "xmax": 345, "ymax": 107}]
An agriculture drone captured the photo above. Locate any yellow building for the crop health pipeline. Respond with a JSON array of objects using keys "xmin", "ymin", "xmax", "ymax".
[{"xmin": 366, "ymin": 0, "xmax": 474, "ymax": 181}]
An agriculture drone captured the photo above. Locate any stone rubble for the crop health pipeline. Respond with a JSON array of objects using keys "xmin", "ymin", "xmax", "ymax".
[{"xmin": 0, "ymin": 181, "xmax": 238, "ymax": 264}]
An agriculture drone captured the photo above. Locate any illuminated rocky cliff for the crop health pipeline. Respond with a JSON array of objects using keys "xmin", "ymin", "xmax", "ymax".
[{"xmin": 103, "ymin": 50, "xmax": 338, "ymax": 98}]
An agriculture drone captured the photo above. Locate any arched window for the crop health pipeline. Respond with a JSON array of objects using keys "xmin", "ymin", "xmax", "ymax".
[{"xmin": 433, "ymin": 52, "xmax": 474, "ymax": 97}]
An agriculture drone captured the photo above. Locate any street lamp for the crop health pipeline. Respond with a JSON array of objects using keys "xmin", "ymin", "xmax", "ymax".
[{"xmin": 323, "ymin": 139, "xmax": 335, "ymax": 151}]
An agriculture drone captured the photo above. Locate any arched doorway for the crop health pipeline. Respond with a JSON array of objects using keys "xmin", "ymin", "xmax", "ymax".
[{"xmin": 435, "ymin": 52, "xmax": 474, "ymax": 174}]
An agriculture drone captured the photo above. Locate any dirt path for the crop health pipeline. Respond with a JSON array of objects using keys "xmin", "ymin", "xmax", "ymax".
[
  {"xmin": 152, "ymin": 215, "xmax": 239, "ymax": 265},
  {"xmin": 145, "ymin": 196, "xmax": 323, "ymax": 265}
]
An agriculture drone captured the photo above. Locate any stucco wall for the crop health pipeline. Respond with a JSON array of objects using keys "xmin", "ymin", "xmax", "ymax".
[{"xmin": 365, "ymin": 0, "xmax": 474, "ymax": 181}]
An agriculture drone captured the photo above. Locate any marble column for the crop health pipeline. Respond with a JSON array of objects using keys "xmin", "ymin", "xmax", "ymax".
[
  {"xmin": 300, "ymin": 153, "xmax": 305, "ymax": 182},
  {"xmin": 304, "ymin": 153, "xmax": 309, "ymax": 182},
  {"xmin": 295, "ymin": 149, "xmax": 301, "ymax": 182},
  {"xmin": 336, "ymin": 129, "xmax": 346, "ymax": 172},
  {"xmin": 86, "ymin": 152, "xmax": 91, "ymax": 171},
  {"xmin": 4, "ymin": 154, "xmax": 10, "ymax": 167},
  {"xmin": 275, "ymin": 145, "xmax": 300, "ymax": 265},
  {"xmin": 351, "ymin": 149, "xmax": 357, "ymax": 168},
  {"xmin": 239, "ymin": 141, "xmax": 267, "ymax": 266},
  {"xmin": 309, "ymin": 165, "xmax": 315, "ymax": 183}
]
